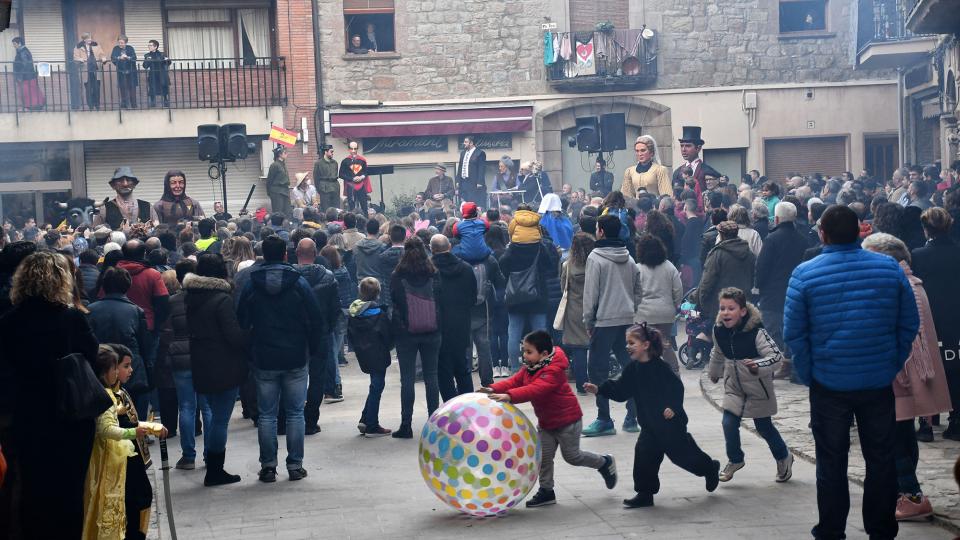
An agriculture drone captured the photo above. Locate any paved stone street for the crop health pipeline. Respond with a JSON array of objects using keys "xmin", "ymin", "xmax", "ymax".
[
  {"xmin": 701, "ymin": 372, "xmax": 960, "ymax": 535},
  {"xmin": 147, "ymin": 361, "xmax": 953, "ymax": 540}
]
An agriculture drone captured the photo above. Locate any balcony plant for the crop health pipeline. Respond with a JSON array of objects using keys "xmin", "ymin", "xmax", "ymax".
[{"xmin": 595, "ymin": 21, "xmax": 615, "ymax": 34}]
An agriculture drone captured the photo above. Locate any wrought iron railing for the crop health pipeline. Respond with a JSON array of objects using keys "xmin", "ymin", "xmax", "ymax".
[
  {"xmin": 857, "ymin": 0, "xmax": 932, "ymax": 53},
  {"xmin": 545, "ymin": 29, "xmax": 657, "ymax": 84},
  {"xmin": 0, "ymin": 57, "xmax": 287, "ymax": 113}
]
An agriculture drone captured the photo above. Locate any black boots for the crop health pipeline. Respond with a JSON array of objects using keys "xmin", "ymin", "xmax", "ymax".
[{"xmin": 204, "ymin": 451, "xmax": 241, "ymax": 487}]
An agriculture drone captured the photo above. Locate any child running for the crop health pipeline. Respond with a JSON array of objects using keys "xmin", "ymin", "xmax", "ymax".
[
  {"xmin": 585, "ymin": 323, "xmax": 720, "ymax": 508},
  {"xmin": 707, "ymin": 287, "xmax": 793, "ymax": 483},
  {"xmin": 481, "ymin": 330, "xmax": 617, "ymax": 507},
  {"xmin": 347, "ymin": 277, "xmax": 394, "ymax": 438}
]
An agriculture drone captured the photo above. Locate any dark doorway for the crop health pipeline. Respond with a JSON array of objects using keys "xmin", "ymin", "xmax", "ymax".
[{"xmin": 865, "ymin": 136, "xmax": 899, "ymax": 182}]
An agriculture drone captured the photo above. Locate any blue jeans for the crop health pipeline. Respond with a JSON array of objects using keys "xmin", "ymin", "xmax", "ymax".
[
  {"xmin": 396, "ymin": 332, "xmax": 441, "ymax": 426},
  {"xmin": 567, "ymin": 346, "xmax": 588, "ymax": 391},
  {"xmin": 721, "ymin": 410, "xmax": 788, "ymax": 463},
  {"xmin": 507, "ymin": 312, "xmax": 548, "ymax": 371},
  {"xmin": 362, "ymin": 369, "xmax": 387, "ymax": 429},
  {"xmin": 587, "ymin": 325, "xmax": 637, "ymax": 424},
  {"xmin": 326, "ymin": 326, "xmax": 343, "ymax": 394},
  {"xmin": 172, "ymin": 370, "xmax": 209, "ymax": 460},
  {"xmin": 255, "ymin": 367, "xmax": 308, "ymax": 470},
  {"xmin": 489, "ymin": 301, "xmax": 509, "ymax": 368},
  {"xmin": 200, "ymin": 386, "xmax": 238, "ymax": 455}
]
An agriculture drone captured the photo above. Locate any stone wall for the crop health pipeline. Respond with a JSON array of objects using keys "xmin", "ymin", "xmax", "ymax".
[
  {"xmin": 319, "ymin": 0, "xmax": 548, "ymax": 103},
  {"xmin": 318, "ymin": 0, "xmax": 889, "ymax": 105}
]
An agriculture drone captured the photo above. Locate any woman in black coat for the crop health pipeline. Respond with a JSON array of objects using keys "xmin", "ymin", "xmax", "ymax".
[
  {"xmin": 0, "ymin": 251, "xmax": 99, "ymax": 540},
  {"xmin": 183, "ymin": 253, "xmax": 249, "ymax": 486}
]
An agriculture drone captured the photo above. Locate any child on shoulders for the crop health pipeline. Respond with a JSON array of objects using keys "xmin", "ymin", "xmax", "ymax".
[
  {"xmin": 707, "ymin": 287, "xmax": 792, "ymax": 483},
  {"xmin": 482, "ymin": 330, "xmax": 617, "ymax": 507},
  {"xmin": 586, "ymin": 324, "xmax": 720, "ymax": 508},
  {"xmin": 347, "ymin": 277, "xmax": 394, "ymax": 438}
]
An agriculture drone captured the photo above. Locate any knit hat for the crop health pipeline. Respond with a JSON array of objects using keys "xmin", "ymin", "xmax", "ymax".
[
  {"xmin": 508, "ymin": 209, "xmax": 542, "ymax": 243},
  {"xmin": 717, "ymin": 220, "xmax": 739, "ymax": 237},
  {"xmin": 461, "ymin": 201, "xmax": 479, "ymax": 219}
]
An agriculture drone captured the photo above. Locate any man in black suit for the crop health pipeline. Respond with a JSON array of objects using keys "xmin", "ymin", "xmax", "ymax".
[
  {"xmin": 456, "ymin": 136, "xmax": 487, "ymax": 206},
  {"xmin": 671, "ymin": 126, "xmax": 709, "ymax": 210}
]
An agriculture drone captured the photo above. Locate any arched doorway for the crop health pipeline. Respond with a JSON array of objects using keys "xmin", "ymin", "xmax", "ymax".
[{"xmin": 535, "ymin": 97, "xmax": 672, "ymax": 192}]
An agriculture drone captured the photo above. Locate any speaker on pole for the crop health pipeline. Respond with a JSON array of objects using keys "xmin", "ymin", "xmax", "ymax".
[{"xmin": 600, "ymin": 113, "xmax": 626, "ymax": 152}]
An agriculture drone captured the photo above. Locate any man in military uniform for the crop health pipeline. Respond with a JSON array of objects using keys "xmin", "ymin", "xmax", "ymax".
[{"xmin": 312, "ymin": 144, "xmax": 341, "ymax": 211}]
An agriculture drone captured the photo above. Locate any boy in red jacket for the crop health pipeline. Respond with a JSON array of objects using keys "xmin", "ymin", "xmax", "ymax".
[{"xmin": 481, "ymin": 330, "xmax": 617, "ymax": 507}]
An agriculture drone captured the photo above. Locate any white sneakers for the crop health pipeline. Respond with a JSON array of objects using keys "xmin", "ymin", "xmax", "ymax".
[
  {"xmin": 493, "ymin": 366, "xmax": 513, "ymax": 378},
  {"xmin": 776, "ymin": 454, "xmax": 794, "ymax": 483},
  {"xmin": 719, "ymin": 462, "xmax": 744, "ymax": 482}
]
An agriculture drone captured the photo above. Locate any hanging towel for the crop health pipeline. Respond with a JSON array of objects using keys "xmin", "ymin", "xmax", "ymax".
[
  {"xmin": 552, "ymin": 32, "xmax": 561, "ymax": 63},
  {"xmin": 543, "ymin": 31, "xmax": 554, "ymax": 65},
  {"xmin": 560, "ymin": 33, "xmax": 572, "ymax": 60}
]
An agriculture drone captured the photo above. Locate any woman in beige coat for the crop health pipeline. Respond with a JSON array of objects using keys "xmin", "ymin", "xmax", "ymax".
[
  {"xmin": 558, "ymin": 232, "xmax": 594, "ymax": 394},
  {"xmin": 621, "ymin": 135, "xmax": 673, "ymax": 199},
  {"xmin": 862, "ymin": 233, "xmax": 952, "ymax": 521}
]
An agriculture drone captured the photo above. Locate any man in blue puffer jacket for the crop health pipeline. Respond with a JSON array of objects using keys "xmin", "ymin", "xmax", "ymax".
[{"xmin": 784, "ymin": 205, "xmax": 918, "ymax": 540}]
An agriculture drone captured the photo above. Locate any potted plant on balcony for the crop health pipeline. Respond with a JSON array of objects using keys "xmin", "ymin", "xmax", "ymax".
[{"xmin": 595, "ymin": 21, "xmax": 615, "ymax": 34}]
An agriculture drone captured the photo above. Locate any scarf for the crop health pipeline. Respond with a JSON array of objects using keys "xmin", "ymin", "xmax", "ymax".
[
  {"xmin": 525, "ymin": 351, "xmax": 554, "ymax": 374},
  {"xmin": 635, "ymin": 160, "xmax": 653, "ymax": 174},
  {"xmin": 159, "ymin": 178, "xmax": 190, "ymax": 221}
]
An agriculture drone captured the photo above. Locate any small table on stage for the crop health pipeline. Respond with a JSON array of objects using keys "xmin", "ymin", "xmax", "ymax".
[{"xmin": 489, "ymin": 190, "xmax": 525, "ymax": 209}]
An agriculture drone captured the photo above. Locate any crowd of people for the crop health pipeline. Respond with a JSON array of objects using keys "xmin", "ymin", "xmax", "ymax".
[{"xmin": 1, "ymin": 125, "xmax": 960, "ymax": 538}]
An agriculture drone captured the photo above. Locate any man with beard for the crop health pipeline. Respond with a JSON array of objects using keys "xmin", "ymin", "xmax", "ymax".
[
  {"xmin": 154, "ymin": 170, "xmax": 205, "ymax": 224},
  {"xmin": 671, "ymin": 126, "xmax": 711, "ymax": 210},
  {"xmin": 339, "ymin": 141, "xmax": 372, "ymax": 215},
  {"xmin": 456, "ymin": 136, "xmax": 487, "ymax": 206},
  {"xmin": 96, "ymin": 167, "xmax": 158, "ymax": 229}
]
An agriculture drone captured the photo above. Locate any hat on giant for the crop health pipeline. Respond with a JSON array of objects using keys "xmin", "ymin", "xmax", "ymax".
[
  {"xmin": 678, "ymin": 126, "xmax": 704, "ymax": 146},
  {"xmin": 434, "ymin": 163, "xmax": 447, "ymax": 172},
  {"xmin": 110, "ymin": 166, "xmax": 139, "ymax": 185}
]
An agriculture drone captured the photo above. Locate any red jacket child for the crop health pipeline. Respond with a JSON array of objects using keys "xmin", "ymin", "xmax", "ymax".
[{"xmin": 489, "ymin": 347, "xmax": 582, "ymax": 430}]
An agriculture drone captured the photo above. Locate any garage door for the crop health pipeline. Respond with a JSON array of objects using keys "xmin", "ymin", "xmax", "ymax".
[
  {"xmin": 85, "ymin": 138, "xmax": 268, "ymax": 214},
  {"xmin": 764, "ymin": 136, "xmax": 847, "ymax": 183}
]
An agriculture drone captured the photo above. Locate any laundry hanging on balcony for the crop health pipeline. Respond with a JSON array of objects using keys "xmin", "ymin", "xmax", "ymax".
[{"xmin": 543, "ymin": 31, "xmax": 554, "ymax": 66}]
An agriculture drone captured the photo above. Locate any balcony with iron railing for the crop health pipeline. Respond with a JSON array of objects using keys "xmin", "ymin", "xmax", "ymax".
[
  {"xmin": 545, "ymin": 28, "xmax": 657, "ymax": 92},
  {"xmin": 0, "ymin": 57, "xmax": 287, "ymax": 116},
  {"xmin": 906, "ymin": 0, "xmax": 960, "ymax": 34},
  {"xmin": 856, "ymin": 0, "xmax": 936, "ymax": 69}
]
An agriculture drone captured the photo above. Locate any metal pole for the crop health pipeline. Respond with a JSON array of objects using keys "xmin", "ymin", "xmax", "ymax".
[
  {"xmin": 220, "ymin": 160, "xmax": 229, "ymax": 213},
  {"xmin": 897, "ymin": 67, "xmax": 906, "ymax": 166},
  {"xmin": 157, "ymin": 417, "xmax": 178, "ymax": 540},
  {"xmin": 311, "ymin": 0, "xmax": 327, "ymax": 149}
]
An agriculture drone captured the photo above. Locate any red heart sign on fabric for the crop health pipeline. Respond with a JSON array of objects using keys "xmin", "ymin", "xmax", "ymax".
[{"xmin": 576, "ymin": 42, "xmax": 593, "ymax": 61}]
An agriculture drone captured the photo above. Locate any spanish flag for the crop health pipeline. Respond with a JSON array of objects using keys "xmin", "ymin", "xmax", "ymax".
[{"xmin": 269, "ymin": 125, "xmax": 298, "ymax": 148}]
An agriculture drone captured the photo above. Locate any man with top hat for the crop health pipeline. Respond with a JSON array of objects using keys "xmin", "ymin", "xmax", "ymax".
[
  {"xmin": 95, "ymin": 166, "xmax": 158, "ymax": 229},
  {"xmin": 424, "ymin": 163, "xmax": 455, "ymax": 205},
  {"xmin": 456, "ymin": 136, "xmax": 487, "ymax": 206},
  {"xmin": 153, "ymin": 169, "xmax": 204, "ymax": 225},
  {"xmin": 312, "ymin": 144, "xmax": 341, "ymax": 211},
  {"xmin": 339, "ymin": 141, "xmax": 372, "ymax": 215},
  {"xmin": 671, "ymin": 126, "xmax": 715, "ymax": 211},
  {"xmin": 266, "ymin": 146, "xmax": 292, "ymax": 217}
]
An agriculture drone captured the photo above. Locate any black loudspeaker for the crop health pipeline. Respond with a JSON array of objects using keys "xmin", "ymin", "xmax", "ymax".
[
  {"xmin": 198, "ymin": 124, "xmax": 221, "ymax": 161},
  {"xmin": 575, "ymin": 116, "xmax": 600, "ymax": 152},
  {"xmin": 600, "ymin": 113, "xmax": 626, "ymax": 152},
  {"xmin": 220, "ymin": 123, "xmax": 250, "ymax": 161}
]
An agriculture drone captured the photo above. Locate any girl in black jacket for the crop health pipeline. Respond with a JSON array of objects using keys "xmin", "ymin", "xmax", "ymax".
[{"xmin": 586, "ymin": 324, "xmax": 720, "ymax": 508}]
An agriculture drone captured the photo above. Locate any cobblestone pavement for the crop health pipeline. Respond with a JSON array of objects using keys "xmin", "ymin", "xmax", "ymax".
[
  {"xmin": 700, "ymin": 371, "xmax": 960, "ymax": 536},
  {"xmin": 145, "ymin": 359, "xmax": 952, "ymax": 539}
]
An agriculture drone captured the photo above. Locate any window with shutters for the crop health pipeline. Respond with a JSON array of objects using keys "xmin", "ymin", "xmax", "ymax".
[
  {"xmin": 343, "ymin": 0, "xmax": 396, "ymax": 54},
  {"xmin": 568, "ymin": 0, "xmax": 628, "ymax": 32},
  {"xmin": 164, "ymin": 5, "xmax": 272, "ymax": 64},
  {"xmin": 779, "ymin": 0, "xmax": 829, "ymax": 35}
]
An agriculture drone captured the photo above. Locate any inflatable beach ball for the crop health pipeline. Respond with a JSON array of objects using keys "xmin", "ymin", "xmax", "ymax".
[{"xmin": 418, "ymin": 393, "xmax": 541, "ymax": 517}]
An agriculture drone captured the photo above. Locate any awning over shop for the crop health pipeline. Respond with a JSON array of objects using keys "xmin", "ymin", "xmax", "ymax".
[{"xmin": 330, "ymin": 106, "xmax": 534, "ymax": 138}]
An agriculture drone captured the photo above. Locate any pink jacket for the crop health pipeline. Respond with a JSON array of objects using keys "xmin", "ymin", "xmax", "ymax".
[{"xmin": 893, "ymin": 262, "xmax": 953, "ymax": 420}]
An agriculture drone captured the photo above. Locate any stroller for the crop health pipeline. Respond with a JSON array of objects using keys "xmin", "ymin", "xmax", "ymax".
[{"xmin": 677, "ymin": 287, "xmax": 711, "ymax": 370}]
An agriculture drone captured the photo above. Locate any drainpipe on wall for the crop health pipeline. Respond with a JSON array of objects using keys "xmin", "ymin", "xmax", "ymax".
[
  {"xmin": 311, "ymin": 0, "xmax": 326, "ymax": 150},
  {"xmin": 897, "ymin": 67, "xmax": 906, "ymax": 166}
]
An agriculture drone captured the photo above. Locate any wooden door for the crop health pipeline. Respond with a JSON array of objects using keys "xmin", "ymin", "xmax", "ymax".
[
  {"xmin": 75, "ymin": 0, "xmax": 122, "ymax": 48},
  {"xmin": 865, "ymin": 136, "xmax": 899, "ymax": 183}
]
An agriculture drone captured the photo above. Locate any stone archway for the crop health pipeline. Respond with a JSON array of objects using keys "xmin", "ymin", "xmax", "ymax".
[{"xmin": 535, "ymin": 96, "xmax": 673, "ymax": 187}]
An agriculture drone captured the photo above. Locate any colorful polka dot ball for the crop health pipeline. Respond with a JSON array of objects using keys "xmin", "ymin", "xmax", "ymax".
[{"xmin": 418, "ymin": 393, "xmax": 541, "ymax": 517}]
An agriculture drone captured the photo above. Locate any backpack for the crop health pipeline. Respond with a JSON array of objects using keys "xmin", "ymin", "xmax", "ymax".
[
  {"xmin": 402, "ymin": 278, "xmax": 438, "ymax": 334},
  {"xmin": 472, "ymin": 260, "xmax": 491, "ymax": 306},
  {"xmin": 505, "ymin": 248, "xmax": 541, "ymax": 307}
]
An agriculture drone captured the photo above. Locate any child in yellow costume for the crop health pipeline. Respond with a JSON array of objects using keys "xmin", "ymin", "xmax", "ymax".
[{"xmin": 82, "ymin": 345, "xmax": 165, "ymax": 540}]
